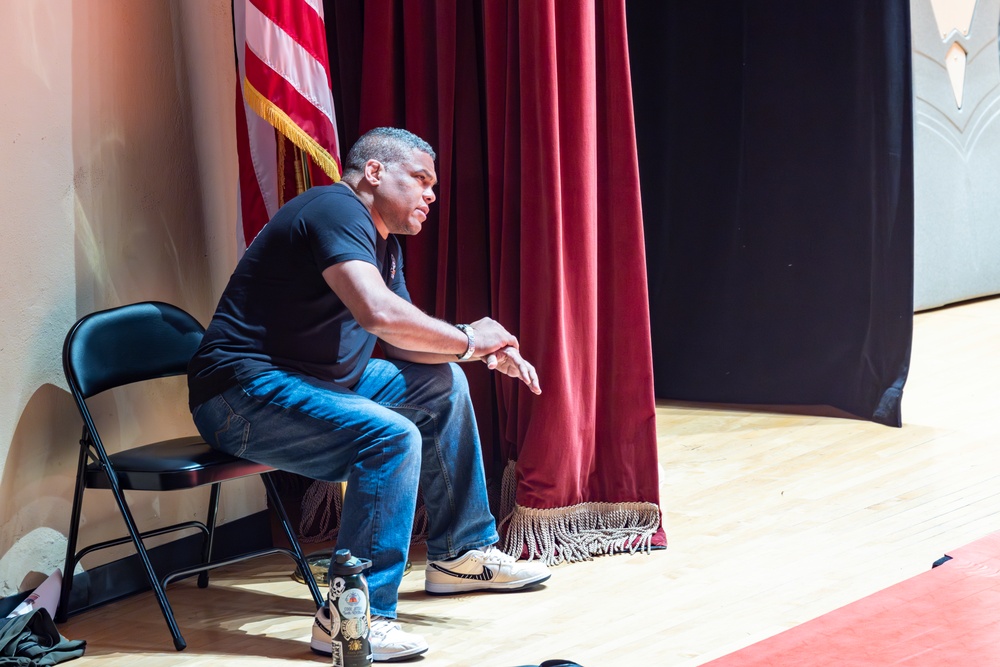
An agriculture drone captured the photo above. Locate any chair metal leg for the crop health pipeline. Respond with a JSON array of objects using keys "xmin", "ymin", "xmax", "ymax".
[
  {"xmin": 56, "ymin": 442, "xmax": 89, "ymax": 623},
  {"xmin": 106, "ymin": 476, "xmax": 187, "ymax": 650},
  {"xmin": 261, "ymin": 472, "xmax": 324, "ymax": 607},
  {"xmin": 198, "ymin": 483, "xmax": 222, "ymax": 589}
]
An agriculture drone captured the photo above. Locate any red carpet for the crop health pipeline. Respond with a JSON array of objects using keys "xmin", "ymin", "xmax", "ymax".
[{"xmin": 705, "ymin": 533, "xmax": 1000, "ymax": 666}]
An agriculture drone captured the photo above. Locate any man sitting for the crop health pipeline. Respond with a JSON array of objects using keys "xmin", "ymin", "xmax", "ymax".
[{"xmin": 187, "ymin": 127, "xmax": 550, "ymax": 661}]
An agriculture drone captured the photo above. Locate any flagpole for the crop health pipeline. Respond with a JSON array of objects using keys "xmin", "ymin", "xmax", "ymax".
[{"xmin": 299, "ymin": 148, "xmax": 312, "ymax": 192}]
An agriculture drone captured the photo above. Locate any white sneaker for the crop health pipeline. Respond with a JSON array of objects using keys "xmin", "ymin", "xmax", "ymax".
[
  {"xmin": 425, "ymin": 545, "xmax": 551, "ymax": 594},
  {"xmin": 309, "ymin": 604, "xmax": 335, "ymax": 656},
  {"xmin": 369, "ymin": 617, "xmax": 429, "ymax": 662},
  {"xmin": 311, "ymin": 606, "xmax": 428, "ymax": 662}
]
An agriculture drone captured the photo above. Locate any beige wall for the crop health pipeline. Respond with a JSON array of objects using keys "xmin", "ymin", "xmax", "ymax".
[{"xmin": 0, "ymin": 0, "xmax": 257, "ymax": 598}]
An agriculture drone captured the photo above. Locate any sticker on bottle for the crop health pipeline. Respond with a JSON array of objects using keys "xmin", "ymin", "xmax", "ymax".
[
  {"xmin": 343, "ymin": 615, "xmax": 369, "ymax": 640},
  {"xmin": 338, "ymin": 588, "xmax": 367, "ymax": 619},
  {"xmin": 328, "ymin": 607, "xmax": 342, "ymax": 641},
  {"xmin": 330, "ymin": 577, "xmax": 347, "ymax": 600}
]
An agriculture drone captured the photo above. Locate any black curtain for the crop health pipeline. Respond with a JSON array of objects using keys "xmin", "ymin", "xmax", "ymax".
[{"xmin": 627, "ymin": 1, "xmax": 913, "ymax": 426}]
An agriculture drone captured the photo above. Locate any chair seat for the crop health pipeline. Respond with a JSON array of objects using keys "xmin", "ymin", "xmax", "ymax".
[{"xmin": 85, "ymin": 435, "xmax": 274, "ymax": 491}]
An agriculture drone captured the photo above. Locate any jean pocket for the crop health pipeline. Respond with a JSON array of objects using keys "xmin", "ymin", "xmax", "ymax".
[{"xmin": 210, "ymin": 394, "xmax": 252, "ymax": 458}]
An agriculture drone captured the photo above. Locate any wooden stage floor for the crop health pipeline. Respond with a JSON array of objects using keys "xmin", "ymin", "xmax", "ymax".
[{"xmin": 59, "ymin": 297, "xmax": 1000, "ymax": 666}]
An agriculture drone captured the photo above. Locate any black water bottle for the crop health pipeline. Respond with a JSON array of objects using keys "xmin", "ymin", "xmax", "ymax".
[{"xmin": 328, "ymin": 549, "xmax": 373, "ymax": 667}]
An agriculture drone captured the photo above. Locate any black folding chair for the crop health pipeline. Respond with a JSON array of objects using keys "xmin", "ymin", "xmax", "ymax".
[{"xmin": 55, "ymin": 301, "xmax": 323, "ymax": 650}]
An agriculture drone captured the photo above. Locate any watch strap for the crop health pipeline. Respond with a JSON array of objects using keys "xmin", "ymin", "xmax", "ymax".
[{"xmin": 455, "ymin": 324, "xmax": 475, "ymax": 360}]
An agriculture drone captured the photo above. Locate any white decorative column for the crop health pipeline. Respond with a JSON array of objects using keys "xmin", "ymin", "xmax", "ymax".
[{"xmin": 912, "ymin": 0, "xmax": 1000, "ymax": 310}]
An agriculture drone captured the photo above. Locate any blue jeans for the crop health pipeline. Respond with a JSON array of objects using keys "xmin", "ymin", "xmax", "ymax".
[{"xmin": 191, "ymin": 359, "xmax": 499, "ymax": 617}]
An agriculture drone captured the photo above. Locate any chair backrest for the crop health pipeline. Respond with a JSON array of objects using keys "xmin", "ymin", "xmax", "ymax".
[{"xmin": 63, "ymin": 302, "xmax": 205, "ymax": 399}]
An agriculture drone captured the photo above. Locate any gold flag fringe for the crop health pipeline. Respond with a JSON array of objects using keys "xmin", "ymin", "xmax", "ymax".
[
  {"xmin": 243, "ymin": 78, "xmax": 341, "ymax": 183},
  {"xmin": 497, "ymin": 460, "xmax": 661, "ymax": 565}
]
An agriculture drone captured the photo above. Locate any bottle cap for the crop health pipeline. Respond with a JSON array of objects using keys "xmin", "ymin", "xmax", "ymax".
[{"xmin": 332, "ymin": 548, "xmax": 372, "ymax": 574}]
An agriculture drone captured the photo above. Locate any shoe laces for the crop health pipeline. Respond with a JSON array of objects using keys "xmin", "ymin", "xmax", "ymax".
[
  {"xmin": 480, "ymin": 545, "xmax": 517, "ymax": 564},
  {"xmin": 370, "ymin": 616, "xmax": 402, "ymax": 641}
]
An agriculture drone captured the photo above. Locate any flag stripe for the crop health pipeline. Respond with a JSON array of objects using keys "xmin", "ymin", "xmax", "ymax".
[
  {"xmin": 246, "ymin": 0, "xmax": 329, "ymax": 79},
  {"xmin": 234, "ymin": 0, "xmax": 280, "ymax": 218},
  {"xmin": 235, "ymin": 82, "xmax": 275, "ymax": 248},
  {"xmin": 244, "ymin": 1, "xmax": 337, "ymax": 133},
  {"xmin": 244, "ymin": 48, "xmax": 338, "ymax": 159},
  {"xmin": 302, "ymin": 0, "xmax": 323, "ymax": 18},
  {"xmin": 244, "ymin": 47, "xmax": 335, "ymax": 141},
  {"xmin": 244, "ymin": 99, "xmax": 281, "ymax": 219},
  {"xmin": 234, "ymin": 0, "xmax": 341, "ymax": 252}
]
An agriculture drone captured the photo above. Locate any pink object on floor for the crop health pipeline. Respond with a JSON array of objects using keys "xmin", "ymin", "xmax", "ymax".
[{"xmin": 705, "ymin": 533, "xmax": 1000, "ymax": 666}]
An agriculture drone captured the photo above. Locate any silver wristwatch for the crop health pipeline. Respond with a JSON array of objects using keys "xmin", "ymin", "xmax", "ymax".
[{"xmin": 455, "ymin": 324, "xmax": 475, "ymax": 360}]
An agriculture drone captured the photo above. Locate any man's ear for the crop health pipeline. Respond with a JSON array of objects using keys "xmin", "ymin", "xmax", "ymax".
[{"xmin": 363, "ymin": 160, "xmax": 383, "ymax": 186}]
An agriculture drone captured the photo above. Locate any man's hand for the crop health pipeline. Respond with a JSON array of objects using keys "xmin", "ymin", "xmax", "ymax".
[
  {"xmin": 483, "ymin": 346, "xmax": 542, "ymax": 395},
  {"xmin": 470, "ymin": 317, "xmax": 519, "ymax": 356}
]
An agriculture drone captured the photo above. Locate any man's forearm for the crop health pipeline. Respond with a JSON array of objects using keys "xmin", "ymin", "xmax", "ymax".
[
  {"xmin": 323, "ymin": 260, "xmax": 516, "ymax": 357},
  {"xmin": 380, "ymin": 341, "xmax": 468, "ymax": 364},
  {"xmin": 365, "ymin": 297, "xmax": 472, "ymax": 356},
  {"xmin": 324, "ymin": 261, "xmax": 471, "ymax": 355}
]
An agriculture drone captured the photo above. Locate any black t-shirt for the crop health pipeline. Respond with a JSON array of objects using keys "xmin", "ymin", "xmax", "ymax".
[{"xmin": 187, "ymin": 182, "xmax": 409, "ymax": 408}]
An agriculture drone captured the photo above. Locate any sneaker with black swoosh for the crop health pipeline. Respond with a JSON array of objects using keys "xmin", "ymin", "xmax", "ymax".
[
  {"xmin": 310, "ymin": 604, "xmax": 428, "ymax": 662},
  {"xmin": 424, "ymin": 545, "xmax": 551, "ymax": 594}
]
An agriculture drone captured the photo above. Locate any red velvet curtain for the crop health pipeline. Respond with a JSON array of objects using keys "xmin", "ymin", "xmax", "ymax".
[
  {"xmin": 344, "ymin": 0, "xmax": 500, "ymax": 468},
  {"xmin": 326, "ymin": 0, "xmax": 663, "ymax": 562}
]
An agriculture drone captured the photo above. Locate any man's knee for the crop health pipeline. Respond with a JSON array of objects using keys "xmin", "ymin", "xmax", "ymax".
[
  {"xmin": 419, "ymin": 361, "xmax": 470, "ymax": 398},
  {"xmin": 370, "ymin": 415, "xmax": 422, "ymax": 457},
  {"xmin": 444, "ymin": 361, "xmax": 470, "ymax": 391}
]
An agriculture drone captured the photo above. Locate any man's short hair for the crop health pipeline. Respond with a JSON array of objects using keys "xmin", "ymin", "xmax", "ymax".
[{"xmin": 344, "ymin": 127, "xmax": 436, "ymax": 175}]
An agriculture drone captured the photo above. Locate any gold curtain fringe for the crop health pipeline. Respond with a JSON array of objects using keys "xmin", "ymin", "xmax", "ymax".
[
  {"xmin": 410, "ymin": 504, "xmax": 429, "ymax": 545},
  {"xmin": 497, "ymin": 460, "xmax": 661, "ymax": 565},
  {"xmin": 295, "ymin": 462, "xmax": 661, "ymax": 563},
  {"xmin": 297, "ymin": 479, "xmax": 430, "ymax": 545},
  {"xmin": 498, "ymin": 458, "xmax": 519, "ymax": 524},
  {"xmin": 299, "ymin": 479, "xmax": 343, "ymax": 543},
  {"xmin": 243, "ymin": 78, "xmax": 341, "ymax": 183}
]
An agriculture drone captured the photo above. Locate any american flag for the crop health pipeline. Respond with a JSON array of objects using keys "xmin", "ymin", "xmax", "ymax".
[{"xmin": 234, "ymin": 0, "xmax": 342, "ymax": 250}]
